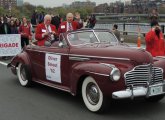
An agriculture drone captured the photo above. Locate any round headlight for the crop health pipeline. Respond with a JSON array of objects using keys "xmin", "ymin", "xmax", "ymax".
[{"xmin": 110, "ymin": 68, "xmax": 121, "ymax": 82}]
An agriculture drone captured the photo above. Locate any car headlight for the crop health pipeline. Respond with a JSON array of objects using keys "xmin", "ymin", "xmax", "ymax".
[{"xmin": 110, "ymin": 68, "xmax": 121, "ymax": 82}]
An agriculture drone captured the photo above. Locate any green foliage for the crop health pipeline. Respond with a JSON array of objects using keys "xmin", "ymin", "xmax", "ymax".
[
  {"xmin": 0, "ymin": 7, "xmax": 8, "ymax": 16},
  {"xmin": 0, "ymin": 3, "xmax": 94, "ymax": 20}
]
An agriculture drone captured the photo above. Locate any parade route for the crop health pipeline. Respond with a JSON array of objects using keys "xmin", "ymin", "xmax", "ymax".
[
  {"xmin": 0, "ymin": 60, "xmax": 165, "ymax": 120},
  {"xmin": 0, "ymin": 61, "xmax": 8, "ymax": 66}
]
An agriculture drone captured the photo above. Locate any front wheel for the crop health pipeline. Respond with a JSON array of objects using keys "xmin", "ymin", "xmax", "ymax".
[
  {"xmin": 17, "ymin": 63, "xmax": 32, "ymax": 87},
  {"xmin": 82, "ymin": 76, "xmax": 106, "ymax": 113}
]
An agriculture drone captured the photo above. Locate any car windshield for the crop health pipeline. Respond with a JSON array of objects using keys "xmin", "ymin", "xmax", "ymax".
[{"xmin": 67, "ymin": 30, "xmax": 119, "ymax": 46}]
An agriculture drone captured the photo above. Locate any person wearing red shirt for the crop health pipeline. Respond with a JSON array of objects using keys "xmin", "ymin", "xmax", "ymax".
[
  {"xmin": 35, "ymin": 14, "xmax": 58, "ymax": 46},
  {"xmin": 145, "ymin": 20, "xmax": 165, "ymax": 57},
  {"xmin": 58, "ymin": 12, "xmax": 83, "ymax": 33},
  {"xmin": 19, "ymin": 17, "xmax": 32, "ymax": 48}
]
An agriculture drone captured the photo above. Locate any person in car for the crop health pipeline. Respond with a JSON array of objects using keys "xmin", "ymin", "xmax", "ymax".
[
  {"xmin": 58, "ymin": 12, "xmax": 83, "ymax": 33},
  {"xmin": 35, "ymin": 14, "xmax": 58, "ymax": 46}
]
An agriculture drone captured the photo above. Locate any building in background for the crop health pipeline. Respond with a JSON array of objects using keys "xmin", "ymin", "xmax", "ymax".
[
  {"xmin": 17, "ymin": 0, "xmax": 23, "ymax": 6},
  {"xmin": 70, "ymin": 0, "xmax": 96, "ymax": 8},
  {"xmin": 0, "ymin": 0, "xmax": 17, "ymax": 9}
]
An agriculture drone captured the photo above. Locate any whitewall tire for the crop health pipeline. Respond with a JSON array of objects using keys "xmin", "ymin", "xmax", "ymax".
[
  {"xmin": 17, "ymin": 63, "xmax": 32, "ymax": 87},
  {"xmin": 82, "ymin": 76, "xmax": 105, "ymax": 113}
]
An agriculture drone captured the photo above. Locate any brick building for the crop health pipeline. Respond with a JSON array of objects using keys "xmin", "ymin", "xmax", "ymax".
[
  {"xmin": 0, "ymin": 0, "xmax": 17, "ymax": 9},
  {"xmin": 70, "ymin": 0, "xmax": 96, "ymax": 8}
]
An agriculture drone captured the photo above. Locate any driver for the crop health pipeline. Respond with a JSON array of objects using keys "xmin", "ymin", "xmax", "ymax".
[{"xmin": 35, "ymin": 14, "xmax": 58, "ymax": 46}]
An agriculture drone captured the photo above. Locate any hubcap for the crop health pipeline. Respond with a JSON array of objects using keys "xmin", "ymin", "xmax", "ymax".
[{"xmin": 86, "ymin": 82, "xmax": 100, "ymax": 105}]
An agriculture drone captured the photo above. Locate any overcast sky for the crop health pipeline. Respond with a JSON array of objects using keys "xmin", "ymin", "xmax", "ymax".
[{"xmin": 24, "ymin": 0, "xmax": 126, "ymax": 7}]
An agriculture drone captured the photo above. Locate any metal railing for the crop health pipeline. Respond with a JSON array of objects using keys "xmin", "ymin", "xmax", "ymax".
[{"xmin": 94, "ymin": 23, "xmax": 165, "ymax": 36}]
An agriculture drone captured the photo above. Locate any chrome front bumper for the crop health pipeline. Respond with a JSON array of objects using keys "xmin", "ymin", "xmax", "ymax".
[{"xmin": 112, "ymin": 82, "xmax": 165, "ymax": 99}]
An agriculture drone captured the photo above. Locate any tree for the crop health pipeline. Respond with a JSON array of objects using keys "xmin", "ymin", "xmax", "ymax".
[{"xmin": 0, "ymin": 7, "xmax": 8, "ymax": 16}]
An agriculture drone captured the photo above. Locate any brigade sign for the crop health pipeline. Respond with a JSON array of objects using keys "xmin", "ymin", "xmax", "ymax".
[
  {"xmin": 45, "ymin": 54, "xmax": 61, "ymax": 83},
  {"xmin": 0, "ymin": 34, "xmax": 21, "ymax": 56}
]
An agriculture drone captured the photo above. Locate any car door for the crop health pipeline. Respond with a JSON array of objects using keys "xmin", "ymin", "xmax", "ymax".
[{"xmin": 28, "ymin": 35, "xmax": 70, "ymax": 88}]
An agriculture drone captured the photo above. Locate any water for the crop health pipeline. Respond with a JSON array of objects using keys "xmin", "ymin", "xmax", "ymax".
[{"xmin": 94, "ymin": 22, "xmax": 165, "ymax": 35}]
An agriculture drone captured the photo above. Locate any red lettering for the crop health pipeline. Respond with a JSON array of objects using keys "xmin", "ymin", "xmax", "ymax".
[{"xmin": 0, "ymin": 43, "xmax": 19, "ymax": 48}]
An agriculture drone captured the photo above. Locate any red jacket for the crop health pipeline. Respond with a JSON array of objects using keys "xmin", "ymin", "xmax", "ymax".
[
  {"xmin": 35, "ymin": 23, "xmax": 58, "ymax": 46},
  {"xmin": 58, "ymin": 21, "xmax": 83, "ymax": 33},
  {"xmin": 19, "ymin": 24, "xmax": 32, "ymax": 39},
  {"xmin": 145, "ymin": 29, "xmax": 165, "ymax": 57}
]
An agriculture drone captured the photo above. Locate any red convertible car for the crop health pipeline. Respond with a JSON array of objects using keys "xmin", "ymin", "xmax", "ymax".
[{"xmin": 8, "ymin": 29, "xmax": 165, "ymax": 113}]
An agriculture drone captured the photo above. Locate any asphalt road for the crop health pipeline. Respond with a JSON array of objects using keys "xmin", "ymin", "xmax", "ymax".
[{"xmin": 0, "ymin": 60, "xmax": 165, "ymax": 120}]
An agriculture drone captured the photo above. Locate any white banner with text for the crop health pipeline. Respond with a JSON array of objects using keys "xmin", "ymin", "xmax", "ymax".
[
  {"xmin": 0, "ymin": 34, "xmax": 21, "ymax": 56},
  {"xmin": 45, "ymin": 54, "xmax": 61, "ymax": 83}
]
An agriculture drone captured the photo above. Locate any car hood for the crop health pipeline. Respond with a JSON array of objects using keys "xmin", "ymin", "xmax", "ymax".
[{"xmin": 70, "ymin": 45, "xmax": 153, "ymax": 65}]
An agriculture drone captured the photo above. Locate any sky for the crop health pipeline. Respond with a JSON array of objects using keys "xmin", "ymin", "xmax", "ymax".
[{"xmin": 23, "ymin": 0, "xmax": 126, "ymax": 8}]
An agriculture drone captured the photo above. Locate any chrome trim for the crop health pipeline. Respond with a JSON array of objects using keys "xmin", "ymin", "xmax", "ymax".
[
  {"xmin": 70, "ymin": 54, "xmax": 130, "ymax": 61},
  {"xmin": 110, "ymin": 68, "xmax": 121, "ymax": 81},
  {"xmin": 124, "ymin": 64, "xmax": 164, "ymax": 87},
  {"xmin": 112, "ymin": 82, "xmax": 165, "ymax": 99},
  {"xmin": 69, "ymin": 56, "xmax": 90, "ymax": 61},
  {"xmin": 67, "ymin": 30, "xmax": 100, "ymax": 46},
  {"xmin": 100, "ymin": 63, "xmax": 116, "ymax": 68},
  {"xmin": 100, "ymin": 63, "xmax": 121, "ymax": 81},
  {"xmin": 25, "ymin": 49, "xmax": 131, "ymax": 61},
  {"xmin": 86, "ymin": 71, "xmax": 109, "ymax": 77},
  {"xmin": 93, "ymin": 29, "xmax": 100, "ymax": 42},
  {"xmin": 156, "ymin": 56, "xmax": 165, "ymax": 59},
  {"xmin": 34, "ymin": 80, "xmax": 71, "ymax": 93}
]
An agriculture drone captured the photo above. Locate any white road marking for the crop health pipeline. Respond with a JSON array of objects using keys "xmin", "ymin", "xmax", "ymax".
[{"xmin": 0, "ymin": 61, "xmax": 8, "ymax": 66}]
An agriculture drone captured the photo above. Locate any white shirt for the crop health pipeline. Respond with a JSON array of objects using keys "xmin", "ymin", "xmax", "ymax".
[{"xmin": 67, "ymin": 22, "xmax": 73, "ymax": 31}]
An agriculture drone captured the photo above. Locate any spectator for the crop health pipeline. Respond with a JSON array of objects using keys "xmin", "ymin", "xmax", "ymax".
[
  {"xmin": 145, "ymin": 20, "xmax": 165, "ymax": 57},
  {"xmin": 87, "ymin": 14, "xmax": 96, "ymax": 29},
  {"xmin": 31, "ymin": 10, "xmax": 38, "ymax": 25},
  {"xmin": 15, "ymin": 19, "xmax": 21, "ymax": 31},
  {"xmin": 10, "ymin": 20, "xmax": 18, "ymax": 34},
  {"xmin": 51, "ymin": 14, "xmax": 61, "ymax": 30},
  {"xmin": 0, "ymin": 17, "xmax": 11, "ymax": 60},
  {"xmin": 19, "ymin": 17, "xmax": 32, "ymax": 48},
  {"xmin": 58, "ymin": 12, "xmax": 83, "ymax": 33},
  {"xmin": 112, "ymin": 24, "xmax": 120, "ymax": 41},
  {"xmin": 35, "ymin": 14, "xmax": 58, "ymax": 46},
  {"xmin": 38, "ymin": 11, "xmax": 45, "ymax": 24},
  {"xmin": 0, "ymin": 16, "xmax": 4, "ymax": 26},
  {"xmin": 149, "ymin": 9, "xmax": 159, "ymax": 23},
  {"xmin": 0, "ymin": 17, "xmax": 11, "ymax": 34}
]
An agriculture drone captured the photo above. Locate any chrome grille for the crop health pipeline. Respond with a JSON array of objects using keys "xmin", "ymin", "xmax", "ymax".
[{"xmin": 124, "ymin": 64, "xmax": 163, "ymax": 87}]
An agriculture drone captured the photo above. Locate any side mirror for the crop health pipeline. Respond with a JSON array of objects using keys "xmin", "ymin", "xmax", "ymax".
[
  {"xmin": 44, "ymin": 41, "xmax": 51, "ymax": 47},
  {"xmin": 120, "ymin": 38, "xmax": 124, "ymax": 43},
  {"xmin": 59, "ymin": 42, "xmax": 64, "ymax": 48}
]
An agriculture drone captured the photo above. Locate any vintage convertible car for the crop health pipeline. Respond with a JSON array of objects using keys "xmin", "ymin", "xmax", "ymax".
[{"xmin": 8, "ymin": 29, "xmax": 165, "ymax": 113}]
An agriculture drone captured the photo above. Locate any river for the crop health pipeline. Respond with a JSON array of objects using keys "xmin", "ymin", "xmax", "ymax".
[{"xmin": 95, "ymin": 22, "xmax": 165, "ymax": 35}]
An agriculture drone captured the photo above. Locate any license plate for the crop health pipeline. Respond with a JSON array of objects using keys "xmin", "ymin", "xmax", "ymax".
[{"xmin": 149, "ymin": 86, "xmax": 163, "ymax": 96}]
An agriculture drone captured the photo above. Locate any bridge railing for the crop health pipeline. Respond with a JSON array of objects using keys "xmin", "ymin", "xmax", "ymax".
[{"xmin": 94, "ymin": 23, "xmax": 165, "ymax": 36}]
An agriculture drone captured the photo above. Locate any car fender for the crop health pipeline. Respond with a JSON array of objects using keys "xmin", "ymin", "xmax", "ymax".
[
  {"xmin": 153, "ymin": 57, "xmax": 165, "ymax": 78},
  {"xmin": 10, "ymin": 52, "xmax": 31, "ymax": 70},
  {"xmin": 70, "ymin": 62, "xmax": 114, "ymax": 95}
]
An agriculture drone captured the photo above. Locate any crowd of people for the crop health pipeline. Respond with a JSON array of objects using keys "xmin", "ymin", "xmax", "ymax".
[
  {"xmin": 0, "ymin": 12, "xmax": 96, "ymax": 54},
  {"xmin": 0, "ymin": 10, "xmax": 165, "ymax": 60}
]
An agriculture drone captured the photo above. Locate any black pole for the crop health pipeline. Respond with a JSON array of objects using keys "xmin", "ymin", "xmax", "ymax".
[{"xmin": 161, "ymin": 25, "xmax": 164, "ymax": 34}]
